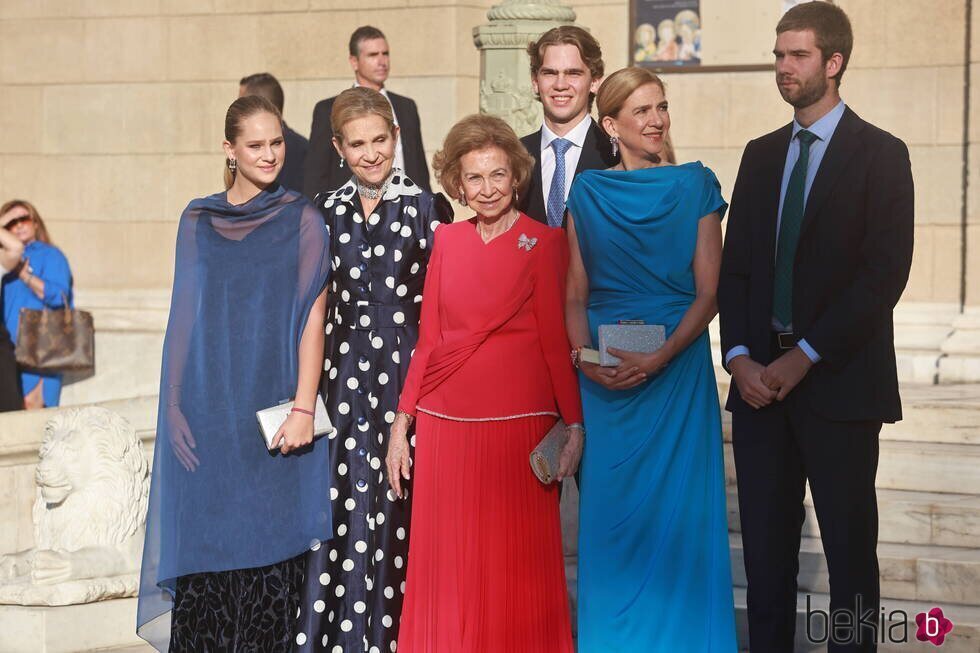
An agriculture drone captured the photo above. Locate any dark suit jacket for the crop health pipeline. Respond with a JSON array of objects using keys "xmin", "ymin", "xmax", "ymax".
[
  {"xmin": 303, "ymin": 90, "xmax": 430, "ymax": 199},
  {"xmin": 718, "ymin": 106, "xmax": 914, "ymax": 423},
  {"xmin": 278, "ymin": 123, "xmax": 308, "ymax": 194},
  {"xmin": 518, "ymin": 119, "xmax": 618, "ymax": 225}
]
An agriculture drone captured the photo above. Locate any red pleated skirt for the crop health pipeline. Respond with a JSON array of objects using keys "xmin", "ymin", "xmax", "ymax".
[{"xmin": 397, "ymin": 412, "xmax": 574, "ymax": 653}]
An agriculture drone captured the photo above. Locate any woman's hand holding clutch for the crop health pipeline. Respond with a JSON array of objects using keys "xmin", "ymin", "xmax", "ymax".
[
  {"xmin": 579, "ymin": 357, "xmax": 648, "ymax": 391},
  {"xmin": 386, "ymin": 413, "xmax": 413, "ymax": 499},
  {"xmin": 606, "ymin": 347, "xmax": 670, "ymax": 387},
  {"xmin": 273, "ymin": 411, "xmax": 314, "ymax": 454}
]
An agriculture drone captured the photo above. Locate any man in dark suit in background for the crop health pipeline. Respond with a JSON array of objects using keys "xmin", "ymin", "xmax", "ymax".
[
  {"xmin": 239, "ymin": 73, "xmax": 308, "ymax": 194},
  {"xmin": 303, "ymin": 26, "xmax": 430, "ymax": 198},
  {"xmin": 519, "ymin": 26, "xmax": 618, "ymax": 226},
  {"xmin": 718, "ymin": 4, "xmax": 914, "ymax": 652}
]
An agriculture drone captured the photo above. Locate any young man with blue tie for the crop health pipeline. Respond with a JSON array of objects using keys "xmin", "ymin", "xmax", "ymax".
[
  {"xmin": 519, "ymin": 26, "xmax": 618, "ymax": 227},
  {"xmin": 719, "ymin": 4, "xmax": 914, "ymax": 652}
]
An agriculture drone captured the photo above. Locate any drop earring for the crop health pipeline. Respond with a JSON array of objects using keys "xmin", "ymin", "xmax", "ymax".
[
  {"xmin": 339, "ymin": 156, "xmax": 345, "ymax": 168},
  {"xmin": 609, "ymin": 136, "xmax": 619, "ymax": 158},
  {"xmin": 227, "ymin": 158, "xmax": 237, "ymax": 172},
  {"xmin": 459, "ymin": 189, "xmax": 467, "ymax": 207}
]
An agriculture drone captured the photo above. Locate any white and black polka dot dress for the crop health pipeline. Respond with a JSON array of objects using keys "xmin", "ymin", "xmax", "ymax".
[{"xmin": 294, "ymin": 173, "xmax": 453, "ymax": 652}]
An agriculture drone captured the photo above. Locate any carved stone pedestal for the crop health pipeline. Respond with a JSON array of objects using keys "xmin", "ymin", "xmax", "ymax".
[
  {"xmin": 473, "ymin": 0, "xmax": 577, "ymax": 134},
  {"xmin": 0, "ymin": 597, "xmax": 143, "ymax": 653}
]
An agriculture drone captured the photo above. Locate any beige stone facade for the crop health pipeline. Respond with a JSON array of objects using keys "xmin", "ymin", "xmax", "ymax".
[{"xmin": 0, "ymin": 0, "xmax": 976, "ymax": 398}]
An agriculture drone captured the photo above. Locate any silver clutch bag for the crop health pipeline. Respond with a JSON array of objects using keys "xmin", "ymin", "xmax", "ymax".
[
  {"xmin": 529, "ymin": 420, "xmax": 568, "ymax": 484},
  {"xmin": 256, "ymin": 394, "xmax": 334, "ymax": 450},
  {"xmin": 597, "ymin": 323, "xmax": 666, "ymax": 366}
]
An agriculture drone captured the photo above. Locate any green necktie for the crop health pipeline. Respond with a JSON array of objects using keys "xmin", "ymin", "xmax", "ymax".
[{"xmin": 772, "ymin": 129, "xmax": 818, "ymax": 327}]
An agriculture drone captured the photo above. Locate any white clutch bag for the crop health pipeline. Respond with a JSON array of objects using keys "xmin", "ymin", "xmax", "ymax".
[
  {"xmin": 256, "ymin": 394, "xmax": 334, "ymax": 450},
  {"xmin": 580, "ymin": 323, "xmax": 666, "ymax": 367}
]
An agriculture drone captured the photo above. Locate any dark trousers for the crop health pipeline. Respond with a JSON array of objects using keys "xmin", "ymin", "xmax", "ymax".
[
  {"xmin": 731, "ymin": 359, "xmax": 881, "ymax": 653},
  {"xmin": 0, "ymin": 330, "xmax": 22, "ymax": 412}
]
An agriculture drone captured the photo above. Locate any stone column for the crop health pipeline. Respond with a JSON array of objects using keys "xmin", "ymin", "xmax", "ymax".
[
  {"xmin": 939, "ymin": 4, "xmax": 980, "ymax": 383},
  {"xmin": 472, "ymin": 0, "xmax": 576, "ymax": 135}
]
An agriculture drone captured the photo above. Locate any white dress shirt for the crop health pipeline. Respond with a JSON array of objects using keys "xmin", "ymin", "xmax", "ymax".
[
  {"xmin": 540, "ymin": 114, "xmax": 593, "ymax": 208},
  {"xmin": 724, "ymin": 101, "xmax": 847, "ymax": 368},
  {"xmin": 354, "ymin": 82, "xmax": 406, "ymax": 175}
]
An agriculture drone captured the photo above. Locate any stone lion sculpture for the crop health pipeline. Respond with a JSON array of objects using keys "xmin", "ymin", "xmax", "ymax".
[{"xmin": 0, "ymin": 406, "xmax": 149, "ymax": 606}]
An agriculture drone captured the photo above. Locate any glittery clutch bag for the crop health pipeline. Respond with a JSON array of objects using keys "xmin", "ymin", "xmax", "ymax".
[
  {"xmin": 256, "ymin": 394, "xmax": 334, "ymax": 450},
  {"xmin": 529, "ymin": 420, "xmax": 568, "ymax": 484},
  {"xmin": 597, "ymin": 323, "xmax": 666, "ymax": 367}
]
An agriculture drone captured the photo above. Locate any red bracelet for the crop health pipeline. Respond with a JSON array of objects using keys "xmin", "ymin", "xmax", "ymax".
[{"xmin": 290, "ymin": 406, "xmax": 314, "ymax": 417}]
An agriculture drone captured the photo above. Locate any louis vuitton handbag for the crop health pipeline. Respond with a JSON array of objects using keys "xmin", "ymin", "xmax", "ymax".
[{"xmin": 14, "ymin": 301, "xmax": 95, "ymax": 373}]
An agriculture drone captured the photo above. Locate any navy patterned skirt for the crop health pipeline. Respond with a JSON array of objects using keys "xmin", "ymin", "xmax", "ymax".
[{"xmin": 169, "ymin": 555, "xmax": 303, "ymax": 652}]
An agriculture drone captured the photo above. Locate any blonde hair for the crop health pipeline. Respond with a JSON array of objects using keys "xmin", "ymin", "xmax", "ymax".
[
  {"xmin": 596, "ymin": 67, "xmax": 666, "ymax": 125},
  {"xmin": 432, "ymin": 114, "xmax": 534, "ymax": 202},
  {"xmin": 330, "ymin": 87, "xmax": 396, "ymax": 144},
  {"xmin": 597, "ymin": 68, "xmax": 676, "ymax": 164},
  {"xmin": 223, "ymin": 95, "xmax": 282, "ymax": 189},
  {"xmin": 0, "ymin": 199, "xmax": 51, "ymax": 244}
]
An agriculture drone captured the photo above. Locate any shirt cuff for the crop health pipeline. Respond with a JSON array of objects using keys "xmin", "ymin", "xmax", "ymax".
[
  {"xmin": 724, "ymin": 346, "xmax": 750, "ymax": 367},
  {"xmin": 797, "ymin": 339, "xmax": 821, "ymax": 364}
]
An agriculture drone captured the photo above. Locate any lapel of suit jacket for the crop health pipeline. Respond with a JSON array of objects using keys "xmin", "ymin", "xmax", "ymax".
[
  {"xmin": 526, "ymin": 129, "xmax": 546, "ymax": 222},
  {"xmin": 575, "ymin": 120, "xmax": 603, "ymax": 175},
  {"xmin": 799, "ymin": 107, "xmax": 864, "ymax": 240},
  {"xmin": 387, "ymin": 92, "xmax": 411, "ymax": 141},
  {"xmin": 762, "ymin": 124, "xmax": 794, "ymax": 271}
]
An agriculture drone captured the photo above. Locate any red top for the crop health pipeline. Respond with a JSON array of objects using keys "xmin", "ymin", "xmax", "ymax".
[{"xmin": 397, "ymin": 213, "xmax": 583, "ymax": 424}]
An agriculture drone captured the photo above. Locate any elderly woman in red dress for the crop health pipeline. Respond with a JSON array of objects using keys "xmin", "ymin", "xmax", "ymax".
[{"xmin": 386, "ymin": 113, "xmax": 584, "ymax": 652}]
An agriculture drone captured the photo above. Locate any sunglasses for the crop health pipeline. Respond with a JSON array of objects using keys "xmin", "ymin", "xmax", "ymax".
[{"xmin": 3, "ymin": 215, "xmax": 31, "ymax": 230}]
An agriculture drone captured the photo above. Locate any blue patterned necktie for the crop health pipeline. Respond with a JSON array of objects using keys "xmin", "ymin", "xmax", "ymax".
[
  {"xmin": 773, "ymin": 128, "xmax": 819, "ymax": 327},
  {"xmin": 547, "ymin": 138, "xmax": 573, "ymax": 227}
]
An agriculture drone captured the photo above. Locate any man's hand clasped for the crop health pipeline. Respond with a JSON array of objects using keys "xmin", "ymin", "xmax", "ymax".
[{"xmin": 730, "ymin": 346, "xmax": 814, "ymax": 409}]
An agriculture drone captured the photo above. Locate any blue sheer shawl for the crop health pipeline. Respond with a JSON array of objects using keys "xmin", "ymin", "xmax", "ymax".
[{"xmin": 137, "ymin": 185, "xmax": 333, "ymax": 650}]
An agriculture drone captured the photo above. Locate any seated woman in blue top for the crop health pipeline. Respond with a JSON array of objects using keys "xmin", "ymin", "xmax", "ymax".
[{"xmin": 0, "ymin": 200, "xmax": 73, "ymax": 409}]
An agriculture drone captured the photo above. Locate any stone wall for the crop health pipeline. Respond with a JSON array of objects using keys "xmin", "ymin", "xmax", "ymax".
[{"xmin": 0, "ymin": 0, "xmax": 975, "ymax": 395}]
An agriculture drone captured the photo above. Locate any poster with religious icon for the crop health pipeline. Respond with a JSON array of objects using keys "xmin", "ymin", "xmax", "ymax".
[{"xmin": 631, "ymin": 0, "xmax": 702, "ymax": 67}]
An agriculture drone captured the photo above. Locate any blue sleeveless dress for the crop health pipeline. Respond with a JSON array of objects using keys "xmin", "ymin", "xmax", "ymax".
[{"xmin": 567, "ymin": 163, "xmax": 737, "ymax": 652}]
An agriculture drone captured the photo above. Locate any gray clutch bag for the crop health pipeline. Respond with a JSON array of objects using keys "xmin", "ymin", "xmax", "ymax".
[
  {"xmin": 529, "ymin": 420, "xmax": 568, "ymax": 484},
  {"xmin": 256, "ymin": 394, "xmax": 334, "ymax": 450},
  {"xmin": 597, "ymin": 323, "xmax": 666, "ymax": 366}
]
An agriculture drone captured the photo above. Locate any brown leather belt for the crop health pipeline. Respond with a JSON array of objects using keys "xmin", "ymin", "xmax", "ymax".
[{"xmin": 772, "ymin": 331, "xmax": 798, "ymax": 351}]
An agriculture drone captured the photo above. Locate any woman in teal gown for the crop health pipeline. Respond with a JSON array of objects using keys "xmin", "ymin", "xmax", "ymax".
[{"xmin": 565, "ymin": 67, "xmax": 737, "ymax": 652}]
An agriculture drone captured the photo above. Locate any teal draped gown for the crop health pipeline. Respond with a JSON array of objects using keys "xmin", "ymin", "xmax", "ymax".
[{"xmin": 567, "ymin": 163, "xmax": 737, "ymax": 652}]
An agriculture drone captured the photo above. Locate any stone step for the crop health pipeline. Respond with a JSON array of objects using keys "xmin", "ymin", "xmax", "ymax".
[
  {"xmin": 716, "ymin": 381, "xmax": 980, "ymax": 446},
  {"xmin": 733, "ymin": 587, "xmax": 980, "ymax": 653},
  {"xmin": 729, "ymin": 533, "xmax": 980, "ymax": 606},
  {"xmin": 726, "ymin": 486, "xmax": 980, "ymax": 549},
  {"xmin": 723, "ymin": 439, "xmax": 980, "ymax": 496}
]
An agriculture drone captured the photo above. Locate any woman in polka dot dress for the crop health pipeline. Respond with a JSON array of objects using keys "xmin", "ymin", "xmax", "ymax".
[{"xmin": 294, "ymin": 88, "xmax": 453, "ymax": 652}]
